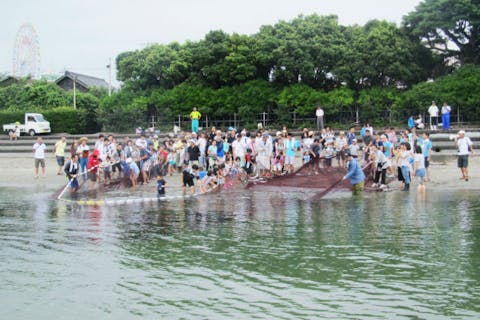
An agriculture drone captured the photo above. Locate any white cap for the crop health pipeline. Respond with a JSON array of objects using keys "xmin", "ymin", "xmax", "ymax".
[
  {"xmin": 458, "ymin": 130, "xmax": 466, "ymax": 135},
  {"xmin": 126, "ymin": 158, "xmax": 133, "ymax": 164}
]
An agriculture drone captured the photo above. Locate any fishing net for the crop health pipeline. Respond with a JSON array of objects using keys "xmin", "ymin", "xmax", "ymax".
[{"xmin": 248, "ymin": 159, "xmax": 374, "ymax": 191}]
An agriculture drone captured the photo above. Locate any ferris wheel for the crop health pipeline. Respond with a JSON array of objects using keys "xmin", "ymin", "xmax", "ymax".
[{"xmin": 12, "ymin": 23, "xmax": 40, "ymax": 79}]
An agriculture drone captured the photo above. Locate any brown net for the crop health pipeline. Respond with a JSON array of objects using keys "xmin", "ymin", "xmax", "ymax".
[{"xmin": 247, "ymin": 159, "xmax": 374, "ymax": 192}]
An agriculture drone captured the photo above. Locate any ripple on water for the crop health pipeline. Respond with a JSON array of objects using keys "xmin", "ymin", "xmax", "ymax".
[{"xmin": 0, "ymin": 188, "xmax": 479, "ymax": 319}]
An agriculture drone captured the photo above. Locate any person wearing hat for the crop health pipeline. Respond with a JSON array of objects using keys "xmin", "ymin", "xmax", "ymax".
[
  {"xmin": 190, "ymin": 107, "xmax": 201, "ymax": 133},
  {"xmin": 455, "ymin": 130, "xmax": 473, "ymax": 181},
  {"xmin": 343, "ymin": 152, "xmax": 365, "ymax": 195},
  {"xmin": 76, "ymin": 137, "xmax": 90, "ymax": 180}
]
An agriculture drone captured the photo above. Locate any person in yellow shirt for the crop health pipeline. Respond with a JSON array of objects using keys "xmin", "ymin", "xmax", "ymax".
[
  {"xmin": 54, "ymin": 135, "xmax": 67, "ymax": 175},
  {"xmin": 190, "ymin": 107, "xmax": 201, "ymax": 133}
]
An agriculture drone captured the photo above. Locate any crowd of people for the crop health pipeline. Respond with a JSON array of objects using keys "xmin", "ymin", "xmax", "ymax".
[{"xmin": 32, "ymin": 120, "xmax": 474, "ymax": 197}]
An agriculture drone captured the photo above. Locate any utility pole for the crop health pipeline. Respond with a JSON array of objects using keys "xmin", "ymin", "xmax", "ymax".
[
  {"xmin": 107, "ymin": 58, "xmax": 112, "ymax": 96},
  {"xmin": 73, "ymin": 75, "xmax": 77, "ymax": 109}
]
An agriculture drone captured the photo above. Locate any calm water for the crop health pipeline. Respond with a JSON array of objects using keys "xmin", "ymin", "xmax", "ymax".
[{"xmin": 0, "ymin": 185, "xmax": 479, "ymax": 319}]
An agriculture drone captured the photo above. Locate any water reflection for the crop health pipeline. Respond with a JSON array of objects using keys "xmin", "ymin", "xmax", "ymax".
[{"xmin": 0, "ymin": 186, "xmax": 479, "ymax": 319}]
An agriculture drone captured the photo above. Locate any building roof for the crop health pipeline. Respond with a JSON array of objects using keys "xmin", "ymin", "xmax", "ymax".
[{"xmin": 56, "ymin": 71, "xmax": 109, "ymax": 90}]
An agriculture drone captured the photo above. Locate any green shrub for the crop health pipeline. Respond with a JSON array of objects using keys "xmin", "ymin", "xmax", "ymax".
[
  {"xmin": 43, "ymin": 107, "xmax": 87, "ymax": 134},
  {"xmin": 0, "ymin": 110, "xmax": 25, "ymax": 128}
]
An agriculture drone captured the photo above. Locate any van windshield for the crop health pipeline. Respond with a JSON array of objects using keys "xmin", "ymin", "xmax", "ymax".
[{"xmin": 35, "ymin": 114, "xmax": 46, "ymax": 122}]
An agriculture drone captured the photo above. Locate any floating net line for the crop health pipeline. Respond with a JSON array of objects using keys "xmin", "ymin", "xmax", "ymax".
[{"xmin": 55, "ymin": 157, "xmax": 379, "ymax": 206}]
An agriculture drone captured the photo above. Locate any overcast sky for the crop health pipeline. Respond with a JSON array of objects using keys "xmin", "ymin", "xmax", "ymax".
[{"xmin": 1, "ymin": 0, "xmax": 422, "ymax": 83}]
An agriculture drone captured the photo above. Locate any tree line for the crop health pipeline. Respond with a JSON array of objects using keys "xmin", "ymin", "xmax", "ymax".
[{"xmin": 1, "ymin": 0, "xmax": 479, "ymax": 132}]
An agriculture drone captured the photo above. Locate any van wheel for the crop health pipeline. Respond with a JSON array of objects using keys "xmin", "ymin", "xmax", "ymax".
[{"xmin": 29, "ymin": 129, "xmax": 36, "ymax": 136}]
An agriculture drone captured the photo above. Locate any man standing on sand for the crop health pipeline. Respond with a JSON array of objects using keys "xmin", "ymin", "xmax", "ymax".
[
  {"xmin": 315, "ymin": 105, "xmax": 324, "ymax": 131},
  {"xmin": 455, "ymin": 130, "xmax": 473, "ymax": 181},
  {"xmin": 428, "ymin": 101, "xmax": 439, "ymax": 130},
  {"xmin": 33, "ymin": 136, "xmax": 47, "ymax": 178},
  {"xmin": 190, "ymin": 107, "xmax": 201, "ymax": 133},
  {"xmin": 54, "ymin": 135, "xmax": 67, "ymax": 175}
]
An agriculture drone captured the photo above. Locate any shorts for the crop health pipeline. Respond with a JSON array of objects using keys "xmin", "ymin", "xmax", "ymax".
[
  {"xmin": 352, "ymin": 181, "xmax": 364, "ymax": 195},
  {"xmin": 112, "ymin": 162, "xmax": 122, "ymax": 173},
  {"xmin": 457, "ymin": 155, "xmax": 469, "ymax": 168},
  {"xmin": 56, "ymin": 156, "xmax": 65, "ymax": 166},
  {"xmin": 183, "ymin": 178, "xmax": 194, "ymax": 187},
  {"xmin": 415, "ymin": 168, "xmax": 426, "ymax": 177},
  {"xmin": 70, "ymin": 178, "xmax": 79, "ymax": 189},
  {"xmin": 169, "ymin": 160, "xmax": 176, "ymax": 166},
  {"xmin": 142, "ymin": 159, "xmax": 152, "ymax": 172},
  {"xmin": 336, "ymin": 150, "xmax": 345, "ymax": 160},
  {"xmin": 284, "ymin": 155, "xmax": 295, "ymax": 165},
  {"xmin": 430, "ymin": 116, "xmax": 438, "ymax": 125},
  {"xmin": 397, "ymin": 167, "xmax": 404, "ymax": 182},
  {"xmin": 273, "ymin": 163, "xmax": 282, "ymax": 171},
  {"xmin": 424, "ymin": 157, "xmax": 430, "ymax": 168},
  {"xmin": 88, "ymin": 172, "xmax": 97, "ymax": 182},
  {"xmin": 325, "ymin": 158, "xmax": 332, "ymax": 166},
  {"xmin": 34, "ymin": 158, "xmax": 45, "ymax": 168}
]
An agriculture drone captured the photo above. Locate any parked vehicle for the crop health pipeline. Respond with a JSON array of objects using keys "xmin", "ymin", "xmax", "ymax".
[{"xmin": 3, "ymin": 113, "xmax": 51, "ymax": 136}]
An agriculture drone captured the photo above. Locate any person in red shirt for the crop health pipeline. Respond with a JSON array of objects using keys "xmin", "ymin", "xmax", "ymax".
[{"xmin": 88, "ymin": 149, "xmax": 101, "ymax": 190}]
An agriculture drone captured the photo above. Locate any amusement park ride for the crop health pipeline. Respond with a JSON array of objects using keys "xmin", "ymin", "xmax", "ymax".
[{"xmin": 12, "ymin": 23, "xmax": 40, "ymax": 79}]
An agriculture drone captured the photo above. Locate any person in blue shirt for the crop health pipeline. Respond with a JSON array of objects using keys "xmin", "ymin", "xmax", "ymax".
[
  {"xmin": 343, "ymin": 152, "xmax": 365, "ymax": 195},
  {"xmin": 421, "ymin": 132, "xmax": 433, "ymax": 181},
  {"xmin": 347, "ymin": 126, "xmax": 356, "ymax": 145},
  {"xmin": 407, "ymin": 115, "xmax": 415, "ymax": 129}
]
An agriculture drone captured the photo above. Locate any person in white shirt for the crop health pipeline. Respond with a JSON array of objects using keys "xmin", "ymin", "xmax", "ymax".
[
  {"xmin": 232, "ymin": 134, "xmax": 246, "ymax": 166},
  {"xmin": 33, "ymin": 136, "xmax": 47, "ymax": 178},
  {"xmin": 413, "ymin": 145, "xmax": 426, "ymax": 192},
  {"xmin": 428, "ymin": 101, "xmax": 439, "ymax": 130},
  {"xmin": 315, "ymin": 105, "xmax": 324, "ymax": 131},
  {"xmin": 455, "ymin": 130, "xmax": 473, "ymax": 181}
]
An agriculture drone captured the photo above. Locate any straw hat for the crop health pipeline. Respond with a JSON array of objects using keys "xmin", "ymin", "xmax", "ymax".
[{"xmin": 79, "ymin": 136, "xmax": 88, "ymax": 143}]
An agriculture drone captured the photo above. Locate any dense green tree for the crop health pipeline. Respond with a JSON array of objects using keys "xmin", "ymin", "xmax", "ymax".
[
  {"xmin": 334, "ymin": 21, "xmax": 433, "ymax": 90},
  {"xmin": 0, "ymin": 81, "xmax": 69, "ymax": 111},
  {"xmin": 403, "ymin": 0, "xmax": 480, "ymax": 64}
]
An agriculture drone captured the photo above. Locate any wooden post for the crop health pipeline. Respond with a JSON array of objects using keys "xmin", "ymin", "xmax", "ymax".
[{"xmin": 262, "ymin": 112, "xmax": 266, "ymax": 128}]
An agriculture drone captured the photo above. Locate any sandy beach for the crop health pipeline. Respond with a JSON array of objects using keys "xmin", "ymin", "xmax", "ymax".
[{"xmin": 0, "ymin": 153, "xmax": 478, "ymax": 193}]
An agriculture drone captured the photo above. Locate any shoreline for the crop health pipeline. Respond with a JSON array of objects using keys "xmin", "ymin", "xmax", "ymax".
[{"xmin": 0, "ymin": 153, "xmax": 478, "ymax": 193}]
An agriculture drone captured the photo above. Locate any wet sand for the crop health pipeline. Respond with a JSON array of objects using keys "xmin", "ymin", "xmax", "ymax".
[{"xmin": 0, "ymin": 153, "xmax": 478, "ymax": 192}]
